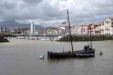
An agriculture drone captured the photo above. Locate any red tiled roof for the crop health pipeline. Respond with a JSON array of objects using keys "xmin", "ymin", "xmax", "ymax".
[
  {"xmin": 7, "ymin": 27, "xmax": 19, "ymax": 29},
  {"xmin": 82, "ymin": 24, "xmax": 91, "ymax": 26},
  {"xmin": 92, "ymin": 24, "xmax": 101, "ymax": 26}
]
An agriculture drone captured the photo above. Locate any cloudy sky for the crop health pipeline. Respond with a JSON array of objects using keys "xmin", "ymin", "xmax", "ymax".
[{"xmin": 0, "ymin": 0, "xmax": 113, "ymax": 27}]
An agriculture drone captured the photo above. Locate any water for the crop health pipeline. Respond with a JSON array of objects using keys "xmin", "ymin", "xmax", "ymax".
[{"xmin": 0, "ymin": 39, "xmax": 113, "ymax": 75}]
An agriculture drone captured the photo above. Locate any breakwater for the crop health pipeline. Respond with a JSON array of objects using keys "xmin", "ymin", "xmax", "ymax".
[
  {"xmin": 0, "ymin": 36, "xmax": 9, "ymax": 42},
  {"xmin": 58, "ymin": 35, "xmax": 113, "ymax": 42}
]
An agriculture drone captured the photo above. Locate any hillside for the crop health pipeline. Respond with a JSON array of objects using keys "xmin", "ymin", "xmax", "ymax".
[{"xmin": 0, "ymin": 20, "xmax": 45, "ymax": 29}]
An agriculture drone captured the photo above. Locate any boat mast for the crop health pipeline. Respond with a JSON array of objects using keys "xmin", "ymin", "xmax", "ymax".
[
  {"xmin": 89, "ymin": 24, "xmax": 92, "ymax": 48},
  {"xmin": 67, "ymin": 9, "xmax": 74, "ymax": 52}
]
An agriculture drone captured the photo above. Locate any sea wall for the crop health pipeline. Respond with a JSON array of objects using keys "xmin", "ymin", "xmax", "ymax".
[{"xmin": 58, "ymin": 35, "xmax": 113, "ymax": 42}]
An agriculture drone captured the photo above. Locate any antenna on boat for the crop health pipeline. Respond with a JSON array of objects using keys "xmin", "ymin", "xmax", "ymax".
[{"xmin": 67, "ymin": 9, "xmax": 74, "ymax": 53}]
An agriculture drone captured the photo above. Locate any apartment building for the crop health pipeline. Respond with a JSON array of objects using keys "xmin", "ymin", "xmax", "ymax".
[
  {"xmin": 71, "ymin": 25, "xmax": 81, "ymax": 35},
  {"xmin": 103, "ymin": 17, "xmax": 113, "ymax": 35}
]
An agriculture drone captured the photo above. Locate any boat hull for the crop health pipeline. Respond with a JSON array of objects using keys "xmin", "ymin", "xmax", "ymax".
[{"xmin": 48, "ymin": 50, "xmax": 95, "ymax": 58}]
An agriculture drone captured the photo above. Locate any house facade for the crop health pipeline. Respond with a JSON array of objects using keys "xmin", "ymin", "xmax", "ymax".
[{"xmin": 103, "ymin": 18, "xmax": 113, "ymax": 35}]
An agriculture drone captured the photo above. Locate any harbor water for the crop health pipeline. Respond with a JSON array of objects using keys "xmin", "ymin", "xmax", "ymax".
[{"xmin": 0, "ymin": 39, "xmax": 113, "ymax": 75}]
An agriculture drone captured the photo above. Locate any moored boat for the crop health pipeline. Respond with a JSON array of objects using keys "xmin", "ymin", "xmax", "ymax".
[
  {"xmin": 47, "ymin": 9, "xmax": 95, "ymax": 59},
  {"xmin": 48, "ymin": 45, "xmax": 95, "ymax": 58}
]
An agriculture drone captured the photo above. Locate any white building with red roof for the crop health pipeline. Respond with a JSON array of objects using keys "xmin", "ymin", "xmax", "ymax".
[{"xmin": 71, "ymin": 25, "xmax": 81, "ymax": 35}]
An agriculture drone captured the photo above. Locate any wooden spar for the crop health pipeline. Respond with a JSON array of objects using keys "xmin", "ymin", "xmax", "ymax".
[
  {"xmin": 89, "ymin": 24, "xmax": 92, "ymax": 48},
  {"xmin": 67, "ymin": 9, "xmax": 74, "ymax": 52}
]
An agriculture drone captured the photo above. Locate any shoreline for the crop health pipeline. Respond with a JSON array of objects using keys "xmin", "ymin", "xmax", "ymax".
[
  {"xmin": 58, "ymin": 35, "xmax": 113, "ymax": 42},
  {"xmin": 0, "ymin": 36, "xmax": 9, "ymax": 43}
]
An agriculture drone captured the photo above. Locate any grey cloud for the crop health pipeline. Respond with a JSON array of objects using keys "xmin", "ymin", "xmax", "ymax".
[
  {"xmin": 40, "ymin": 4, "xmax": 65, "ymax": 20},
  {"xmin": 0, "ymin": 0, "xmax": 43, "ymax": 20},
  {"xmin": 0, "ymin": 2, "xmax": 16, "ymax": 9},
  {"xmin": 0, "ymin": 0, "xmax": 113, "ymax": 26},
  {"xmin": 23, "ymin": 0, "xmax": 42, "ymax": 4},
  {"xmin": 69, "ymin": 0, "xmax": 113, "ymax": 25}
]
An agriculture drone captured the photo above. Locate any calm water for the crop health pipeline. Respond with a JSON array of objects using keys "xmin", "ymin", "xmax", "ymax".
[{"xmin": 0, "ymin": 39, "xmax": 113, "ymax": 75}]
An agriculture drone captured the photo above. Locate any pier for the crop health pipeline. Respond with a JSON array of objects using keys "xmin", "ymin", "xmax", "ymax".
[{"xmin": 0, "ymin": 32, "xmax": 64, "ymax": 40}]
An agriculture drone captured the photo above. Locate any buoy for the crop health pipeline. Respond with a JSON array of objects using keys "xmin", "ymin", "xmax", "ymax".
[
  {"xmin": 99, "ymin": 51, "xmax": 103, "ymax": 55},
  {"xmin": 40, "ymin": 55, "xmax": 44, "ymax": 59}
]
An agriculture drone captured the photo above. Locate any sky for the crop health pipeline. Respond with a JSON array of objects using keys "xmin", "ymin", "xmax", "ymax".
[{"xmin": 0, "ymin": 0, "xmax": 113, "ymax": 27}]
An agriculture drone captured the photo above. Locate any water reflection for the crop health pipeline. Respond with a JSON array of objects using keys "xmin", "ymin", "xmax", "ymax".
[{"xmin": 47, "ymin": 57, "xmax": 94, "ymax": 64}]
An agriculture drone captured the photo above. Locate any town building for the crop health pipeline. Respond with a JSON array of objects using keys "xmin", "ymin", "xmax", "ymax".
[
  {"xmin": 92, "ymin": 24, "xmax": 101, "ymax": 35},
  {"xmin": 103, "ymin": 17, "xmax": 113, "ymax": 35},
  {"xmin": 0, "ymin": 27, "xmax": 29, "ymax": 35},
  {"xmin": 0, "ymin": 27, "xmax": 8, "ymax": 32},
  {"xmin": 71, "ymin": 23, "xmax": 102, "ymax": 35},
  {"xmin": 57, "ymin": 26, "xmax": 69, "ymax": 35},
  {"xmin": 30, "ymin": 22, "xmax": 35, "ymax": 35},
  {"xmin": 81, "ymin": 24, "xmax": 89, "ymax": 35},
  {"xmin": 71, "ymin": 25, "xmax": 81, "ymax": 35}
]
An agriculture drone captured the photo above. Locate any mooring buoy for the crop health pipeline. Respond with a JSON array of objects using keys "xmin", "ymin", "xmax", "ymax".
[
  {"xmin": 40, "ymin": 55, "xmax": 44, "ymax": 59},
  {"xmin": 99, "ymin": 51, "xmax": 103, "ymax": 55}
]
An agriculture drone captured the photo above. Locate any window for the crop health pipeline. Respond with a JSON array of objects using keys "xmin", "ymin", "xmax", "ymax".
[{"xmin": 106, "ymin": 20, "xmax": 110, "ymax": 24}]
